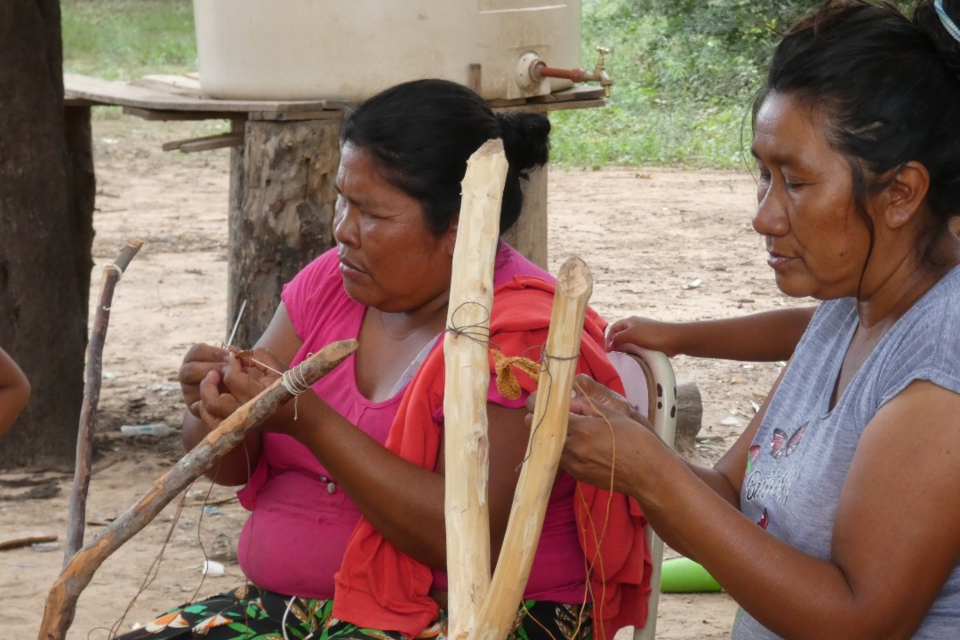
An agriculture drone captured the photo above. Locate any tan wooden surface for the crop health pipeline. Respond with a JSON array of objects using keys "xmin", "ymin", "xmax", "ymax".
[
  {"xmin": 443, "ymin": 140, "xmax": 509, "ymax": 639},
  {"xmin": 64, "ymin": 73, "xmax": 605, "ymax": 118}
]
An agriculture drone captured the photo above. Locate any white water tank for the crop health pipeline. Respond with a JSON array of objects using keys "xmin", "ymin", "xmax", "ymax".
[{"xmin": 193, "ymin": 0, "xmax": 581, "ymax": 101}]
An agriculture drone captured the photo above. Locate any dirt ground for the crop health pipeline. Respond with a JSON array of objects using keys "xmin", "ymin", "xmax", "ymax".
[{"xmin": 0, "ymin": 112, "xmax": 808, "ymax": 639}]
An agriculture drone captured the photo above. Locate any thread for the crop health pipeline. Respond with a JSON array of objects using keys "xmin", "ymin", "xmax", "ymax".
[{"xmin": 105, "ymin": 263, "xmax": 124, "ymax": 281}]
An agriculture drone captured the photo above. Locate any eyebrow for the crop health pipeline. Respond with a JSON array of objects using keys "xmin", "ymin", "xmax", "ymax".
[
  {"xmin": 334, "ymin": 184, "xmax": 381, "ymax": 211},
  {"xmin": 750, "ymin": 145, "xmax": 797, "ymax": 167}
]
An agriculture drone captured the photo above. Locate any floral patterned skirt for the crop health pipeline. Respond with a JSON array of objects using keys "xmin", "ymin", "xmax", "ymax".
[{"xmin": 113, "ymin": 584, "xmax": 593, "ymax": 640}]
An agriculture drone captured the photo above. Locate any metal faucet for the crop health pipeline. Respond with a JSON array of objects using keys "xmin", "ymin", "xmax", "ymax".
[{"xmin": 580, "ymin": 47, "xmax": 613, "ymax": 97}]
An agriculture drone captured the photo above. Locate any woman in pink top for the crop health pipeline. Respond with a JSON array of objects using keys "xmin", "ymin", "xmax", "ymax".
[{"xmin": 114, "ymin": 80, "xmax": 648, "ymax": 640}]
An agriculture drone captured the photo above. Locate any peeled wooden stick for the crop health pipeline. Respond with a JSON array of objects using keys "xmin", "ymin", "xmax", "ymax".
[
  {"xmin": 469, "ymin": 257, "xmax": 593, "ymax": 640},
  {"xmin": 65, "ymin": 238, "xmax": 143, "ymax": 568},
  {"xmin": 37, "ymin": 339, "xmax": 358, "ymax": 640},
  {"xmin": 444, "ymin": 138, "xmax": 508, "ymax": 640}
]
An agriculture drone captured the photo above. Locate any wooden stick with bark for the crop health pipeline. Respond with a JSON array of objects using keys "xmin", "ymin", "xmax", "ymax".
[
  {"xmin": 38, "ymin": 339, "xmax": 358, "ymax": 640},
  {"xmin": 443, "ymin": 139, "xmax": 508, "ymax": 640},
  {"xmin": 469, "ymin": 256, "xmax": 593, "ymax": 640},
  {"xmin": 64, "ymin": 238, "xmax": 143, "ymax": 568}
]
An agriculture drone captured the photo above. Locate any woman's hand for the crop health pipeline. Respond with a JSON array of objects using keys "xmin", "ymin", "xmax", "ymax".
[
  {"xmin": 525, "ymin": 374, "xmax": 662, "ymax": 494},
  {"xmin": 221, "ymin": 348, "xmax": 284, "ymax": 404},
  {"xmin": 569, "ymin": 373, "xmax": 649, "ymax": 426},
  {"xmin": 179, "ymin": 343, "xmax": 230, "ymax": 416},
  {"xmin": 194, "ymin": 349, "xmax": 284, "ymax": 430},
  {"xmin": 606, "ymin": 316, "xmax": 685, "ymax": 357}
]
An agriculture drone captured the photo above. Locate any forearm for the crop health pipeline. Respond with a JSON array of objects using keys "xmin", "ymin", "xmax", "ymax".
[
  {"xmin": 673, "ymin": 307, "xmax": 814, "ymax": 361},
  {"xmin": 288, "ymin": 396, "xmax": 449, "ymax": 568},
  {"xmin": 634, "ymin": 451, "xmax": 888, "ymax": 640},
  {"xmin": 649, "ymin": 462, "xmax": 740, "ymax": 560}
]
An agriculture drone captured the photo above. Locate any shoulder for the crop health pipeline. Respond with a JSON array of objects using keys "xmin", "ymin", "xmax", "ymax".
[
  {"xmin": 876, "ymin": 266, "xmax": 960, "ymax": 402},
  {"xmin": 492, "ymin": 242, "xmax": 554, "ymax": 286}
]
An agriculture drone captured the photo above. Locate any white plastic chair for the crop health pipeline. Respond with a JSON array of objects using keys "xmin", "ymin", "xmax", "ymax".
[{"xmin": 607, "ymin": 348, "xmax": 678, "ymax": 640}]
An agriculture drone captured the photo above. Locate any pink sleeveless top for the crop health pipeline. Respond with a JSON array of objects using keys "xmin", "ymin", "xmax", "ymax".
[{"xmin": 237, "ymin": 243, "xmax": 588, "ymax": 603}]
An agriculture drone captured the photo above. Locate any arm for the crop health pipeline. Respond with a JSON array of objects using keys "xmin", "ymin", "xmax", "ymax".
[
  {"xmin": 565, "ymin": 378, "xmax": 960, "ymax": 640},
  {"xmin": 0, "ymin": 347, "xmax": 30, "ymax": 439},
  {"xmin": 607, "ymin": 306, "xmax": 816, "ymax": 361}
]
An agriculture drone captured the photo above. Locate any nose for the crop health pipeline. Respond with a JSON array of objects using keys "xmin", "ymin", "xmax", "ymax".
[
  {"xmin": 333, "ymin": 197, "xmax": 358, "ymax": 247},
  {"xmin": 752, "ymin": 179, "xmax": 790, "ymax": 238}
]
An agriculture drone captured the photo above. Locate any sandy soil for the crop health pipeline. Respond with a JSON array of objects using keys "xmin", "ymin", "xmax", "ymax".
[{"xmin": 0, "ymin": 112, "xmax": 808, "ymax": 639}]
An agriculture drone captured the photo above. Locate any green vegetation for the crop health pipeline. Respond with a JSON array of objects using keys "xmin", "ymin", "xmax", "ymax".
[
  {"xmin": 61, "ymin": 0, "xmax": 196, "ymax": 80},
  {"xmin": 59, "ymin": 0, "xmax": 915, "ymax": 169},
  {"xmin": 551, "ymin": 0, "xmax": 914, "ymax": 168},
  {"xmin": 553, "ymin": 0, "xmax": 812, "ymax": 168}
]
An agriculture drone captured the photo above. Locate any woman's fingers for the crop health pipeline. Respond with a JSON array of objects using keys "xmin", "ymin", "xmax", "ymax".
[
  {"xmin": 238, "ymin": 347, "xmax": 287, "ymax": 375},
  {"xmin": 605, "ymin": 317, "xmax": 641, "ymax": 351},
  {"xmin": 568, "ymin": 374, "xmax": 651, "ymax": 425},
  {"xmin": 607, "ymin": 317, "xmax": 680, "ymax": 358},
  {"xmin": 560, "ymin": 413, "xmax": 620, "ymax": 489},
  {"xmin": 180, "ymin": 343, "xmax": 230, "ymax": 412},
  {"xmin": 221, "ymin": 353, "xmax": 280, "ymax": 404},
  {"xmin": 198, "ymin": 370, "xmax": 239, "ymax": 430}
]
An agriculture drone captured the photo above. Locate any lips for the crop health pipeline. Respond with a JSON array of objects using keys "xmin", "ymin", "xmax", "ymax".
[
  {"xmin": 338, "ymin": 253, "xmax": 365, "ymax": 276},
  {"xmin": 766, "ymin": 251, "xmax": 796, "ymax": 269}
]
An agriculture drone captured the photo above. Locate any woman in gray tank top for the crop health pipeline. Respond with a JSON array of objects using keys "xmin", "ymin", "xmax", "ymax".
[{"xmin": 553, "ymin": 2, "xmax": 960, "ymax": 638}]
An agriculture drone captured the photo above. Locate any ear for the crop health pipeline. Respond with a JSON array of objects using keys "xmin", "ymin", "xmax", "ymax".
[
  {"xmin": 879, "ymin": 161, "xmax": 930, "ymax": 230},
  {"xmin": 442, "ymin": 213, "xmax": 459, "ymax": 256}
]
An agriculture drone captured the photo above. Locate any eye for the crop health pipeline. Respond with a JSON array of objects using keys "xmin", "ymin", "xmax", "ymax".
[
  {"xmin": 783, "ymin": 176, "xmax": 806, "ymax": 191},
  {"xmin": 756, "ymin": 167, "xmax": 771, "ymax": 193}
]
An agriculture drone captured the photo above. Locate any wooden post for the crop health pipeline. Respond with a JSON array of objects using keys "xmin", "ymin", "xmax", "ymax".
[
  {"xmin": 468, "ymin": 256, "xmax": 592, "ymax": 640},
  {"xmin": 444, "ymin": 139, "xmax": 509, "ymax": 639},
  {"xmin": 227, "ymin": 117, "xmax": 341, "ymax": 347},
  {"xmin": 501, "ymin": 164, "xmax": 547, "ymax": 269}
]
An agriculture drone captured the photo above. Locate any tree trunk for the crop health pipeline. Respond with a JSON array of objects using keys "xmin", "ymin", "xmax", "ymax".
[
  {"xmin": 0, "ymin": 0, "xmax": 92, "ymax": 468},
  {"xmin": 227, "ymin": 118, "xmax": 340, "ymax": 348}
]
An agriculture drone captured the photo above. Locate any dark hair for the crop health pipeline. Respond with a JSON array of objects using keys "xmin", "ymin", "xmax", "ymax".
[
  {"xmin": 753, "ymin": 0, "xmax": 960, "ymax": 261},
  {"xmin": 339, "ymin": 79, "xmax": 550, "ymax": 236}
]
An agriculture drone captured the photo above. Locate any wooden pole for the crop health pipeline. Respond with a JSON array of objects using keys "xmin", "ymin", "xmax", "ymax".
[
  {"xmin": 64, "ymin": 238, "xmax": 143, "ymax": 568},
  {"xmin": 469, "ymin": 256, "xmax": 593, "ymax": 640},
  {"xmin": 444, "ymin": 139, "xmax": 508, "ymax": 640},
  {"xmin": 37, "ymin": 339, "xmax": 357, "ymax": 640},
  {"xmin": 500, "ymin": 164, "xmax": 547, "ymax": 269}
]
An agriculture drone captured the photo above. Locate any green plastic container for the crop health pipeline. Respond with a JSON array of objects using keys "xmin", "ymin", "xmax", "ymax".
[{"xmin": 659, "ymin": 557, "xmax": 722, "ymax": 593}]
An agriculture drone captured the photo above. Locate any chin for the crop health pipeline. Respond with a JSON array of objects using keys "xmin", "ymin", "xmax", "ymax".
[
  {"xmin": 341, "ymin": 280, "xmax": 375, "ymax": 307},
  {"xmin": 773, "ymin": 274, "xmax": 815, "ymax": 299}
]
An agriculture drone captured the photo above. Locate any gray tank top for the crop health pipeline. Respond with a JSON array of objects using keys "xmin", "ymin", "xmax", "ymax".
[{"xmin": 734, "ymin": 265, "xmax": 960, "ymax": 639}]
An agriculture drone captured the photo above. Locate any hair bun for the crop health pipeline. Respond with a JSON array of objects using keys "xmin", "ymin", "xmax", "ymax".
[
  {"xmin": 915, "ymin": 0, "xmax": 960, "ymax": 79},
  {"xmin": 496, "ymin": 111, "xmax": 551, "ymax": 173}
]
